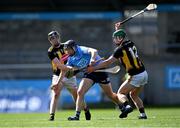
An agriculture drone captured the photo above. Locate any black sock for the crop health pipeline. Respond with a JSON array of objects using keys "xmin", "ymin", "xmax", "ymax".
[
  {"xmin": 123, "ymin": 101, "xmax": 129, "ymax": 107},
  {"xmin": 76, "ymin": 111, "xmax": 81, "ymax": 118},
  {"xmin": 139, "ymin": 108, "xmax": 145, "ymax": 113},
  {"xmin": 50, "ymin": 113, "xmax": 54, "ymax": 116},
  {"xmin": 118, "ymin": 104, "xmax": 123, "ymax": 110}
]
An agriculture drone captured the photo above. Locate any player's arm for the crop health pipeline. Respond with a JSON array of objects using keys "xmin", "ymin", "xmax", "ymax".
[
  {"xmin": 52, "ymin": 57, "xmax": 70, "ymax": 71},
  {"xmin": 51, "ymin": 65, "xmax": 74, "ymax": 89},
  {"xmin": 95, "ymin": 55, "xmax": 117, "ymax": 70},
  {"xmin": 51, "ymin": 69, "xmax": 66, "ymax": 90},
  {"xmin": 48, "ymin": 50, "xmax": 70, "ymax": 71},
  {"xmin": 56, "ymin": 65, "xmax": 74, "ymax": 85},
  {"xmin": 87, "ymin": 55, "xmax": 117, "ymax": 73},
  {"xmin": 115, "ymin": 22, "xmax": 122, "ymax": 30},
  {"xmin": 56, "ymin": 69, "xmax": 66, "ymax": 85},
  {"xmin": 87, "ymin": 47, "xmax": 98, "ymax": 65},
  {"xmin": 94, "ymin": 46, "xmax": 122, "ymax": 70}
]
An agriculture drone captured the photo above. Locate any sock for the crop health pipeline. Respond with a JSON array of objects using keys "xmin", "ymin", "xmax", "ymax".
[
  {"xmin": 123, "ymin": 101, "xmax": 129, "ymax": 107},
  {"xmin": 50, "ymin": 113, "xmax": 54, "ymax": 116},
  {"xmin": 139, "ymin": 108, "xmax": 145, "ymax": 113},
  {"xmin": 118, "ymin": 104, "xmax": 123, "ymax": 110},
  {"xmin": 139, "ymin": 108, "xmax": 146, "ymax": 117},
  {"xmin": 75, "ymin": 111, "xmax": 81, "ymax": 118}
]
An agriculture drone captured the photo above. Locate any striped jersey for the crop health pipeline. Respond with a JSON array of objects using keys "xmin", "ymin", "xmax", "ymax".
[
  {"xmin": 48, "ymin": 44, "xmax": 69, "ymax": 75},
  {"xmin": 113, "ymin": 40, "xmax": 145, "ymax": 75}
]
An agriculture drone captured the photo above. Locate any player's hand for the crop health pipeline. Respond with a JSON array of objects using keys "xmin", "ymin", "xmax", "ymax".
[
  {"xmin": 115, "ymin": 22, "xmax": 121, "ymax": 30},
  {"xmin": 86, "ymin": 66, "xmax": 95, "ymax": 73},
  {"xmin": 65, "ymin": 69, "xmax": 75, "ymax": 78},
  {"xmin": 89, "ymin": 59, "xmax": 96, "ymax": 66},
  {"xmin": 66, "ymin": 66, "xmax": 73, "ymax": 70}
]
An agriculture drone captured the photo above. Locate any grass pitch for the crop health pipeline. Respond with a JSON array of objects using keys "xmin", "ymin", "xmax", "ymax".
[{"xmin": 0, "ymin": 107, "xmax": 180, "ymax": 128}]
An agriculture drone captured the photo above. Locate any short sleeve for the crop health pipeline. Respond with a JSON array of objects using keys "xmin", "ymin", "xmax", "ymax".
[
  {"xmin": 113, "ymin": 47, "xmax": 123, "ymax": 59},
  {"xmin": 48, "ymin": 51, "xmax": 56, "ymax": 60},
  {"xmin": 80, "ymin": 46, "xmax": 89, "ymax": 54},
  {"xmin": 66, "ymin": 58, "xmax": 73, "ymax": 66}
]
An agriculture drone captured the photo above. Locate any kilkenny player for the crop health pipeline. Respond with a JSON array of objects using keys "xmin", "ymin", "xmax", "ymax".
[
  {"xmin": 87, "ymin": 29, "xmax": 148, "ymax": 119},
  {"xmin": 47, "ymin": 31, "xmax": 91, "ymax": 121}
]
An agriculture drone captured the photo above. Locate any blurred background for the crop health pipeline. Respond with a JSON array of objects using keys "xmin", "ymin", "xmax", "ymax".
[{"xmin": 0, "ymin": 0, "xmax": 180, "ymax": 113}]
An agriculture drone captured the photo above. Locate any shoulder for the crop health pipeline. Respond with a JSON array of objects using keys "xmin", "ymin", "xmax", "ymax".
[
  {"xmin": 79, "ymin": 46, "xmax": 92, "ymax": 52},
  {"xmin": 77, "ymin": 46, "xmax": 87, "ymax": 53},
  {"xmin": 48, "ymin": 46, "xmax": 55, "ymax": 55},
  {"xmin": 113, "ymin": 46, "xmax": 123, "ymax": 58},
  {"xmin": 48, "ymin": 46, "xmax": 54, "ymax": 52},
  {"xmin": 79, "ymin": 46, "xmax": 88, "ymax": 49},
  {"xmin": 47, "ymin": 46, "xmax": 56, "ymax": 59},
  {"xmin": 122, "ymin": 40, "xmax": 134, "ymax": 47},
  {"xmin": 66, "ymin": 56, "xmax": 74, "ymax": 65},
  {"xmin": 114, "ymin": 46, "xmax": 122, "ymax": 53}
]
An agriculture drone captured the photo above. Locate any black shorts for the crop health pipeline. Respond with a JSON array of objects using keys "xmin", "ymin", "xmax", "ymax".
[{"xmin": 83, "ymin": 72, "xmax": 110, "ymax": 84}]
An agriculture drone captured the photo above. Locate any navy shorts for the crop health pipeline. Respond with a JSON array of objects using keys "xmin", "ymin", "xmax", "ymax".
[{"xmin": 83, "ymin": 72, "xmax": 110, "ymax": 84}]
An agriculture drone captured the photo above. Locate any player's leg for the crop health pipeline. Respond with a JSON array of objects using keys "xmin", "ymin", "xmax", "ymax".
[
  {"xmin": 117, "ymin": 79, "xmax": 135, "ymax": 118},
  {"xmin": 129, "ymin": 87, "xmax": 147, "ymax": 119},
  {"xmin": 68, "ymin": 78, "xmax": 93, "ymax": 121},
  {"xmin": 62, "ymin": 76, "xmax": 78, "ymax": 103},
  {"xmin": 100, "ymin": 83, "xmax": 121, "ymax": 106},
  {"xmin": 68, "ymin": 88, "xmax": 91, "ymax": 120},
  {"xmin": 49, "ymin": 75, "xmax": 64, "ymax": 121},
  {"xmin": 65, "ymin": 76, "xmax": 91, "ymax": 120},
  {"xmin": 100, "ymin": 83, "xmax": 128, "ymax": 113},
  {"xmin": 128, "ymin": 71, "xmax": 148, "ymax": 119}
]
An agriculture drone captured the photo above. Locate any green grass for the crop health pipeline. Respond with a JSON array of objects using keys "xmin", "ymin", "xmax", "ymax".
[{"xmin": 0, "ymin": 108, "xmax": 180, "ymax": 128}]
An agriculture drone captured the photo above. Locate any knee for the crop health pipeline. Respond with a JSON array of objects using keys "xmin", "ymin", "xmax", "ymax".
[
  {"xmin": 54, "ymin": 94, "xmax": 59, "ymax": 99},
  {"xmin": 52, "ymin": 89, "xmax": 60, "ymax": 99},
  {"xmin": 53, "ymin": 92, "xmax": 60, "ymax": 100},
  {"xmin": 77, "ymin": 89, "xmax": 85, "ymax": 97},
  {"xmin": 106, "ymin": 92, "xmax": 116, "ymax": 99}
]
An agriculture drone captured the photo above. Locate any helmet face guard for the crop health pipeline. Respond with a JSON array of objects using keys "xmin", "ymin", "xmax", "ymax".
[
  {"xmin": 48, "ymin": 31, "xmax": 60, "ymax": 41},
  {"xmin": 64, "ymin": 40, "xmax": 77, "ymax": 52},
  {"xmin": 64, "ymin": 40, "xmax": 78, "ymax": 56}
]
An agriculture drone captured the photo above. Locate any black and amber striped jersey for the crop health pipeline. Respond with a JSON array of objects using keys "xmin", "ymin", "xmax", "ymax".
[
  {"xmin": 113, "ymin": 40, "xmax": 145, "ymax": 76},
  {"xmin": 48, "ymin": 44, "xmax": 68, "ymax": 76}
]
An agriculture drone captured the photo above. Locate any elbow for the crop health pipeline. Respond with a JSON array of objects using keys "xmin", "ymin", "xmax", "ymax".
[
  {"xmin": 94, "ymin": 49, "xmax": 98, "ymax": 53},
  {"xmin": 92, "ymin": 50, "xmax": 98, "ymax": 56}
]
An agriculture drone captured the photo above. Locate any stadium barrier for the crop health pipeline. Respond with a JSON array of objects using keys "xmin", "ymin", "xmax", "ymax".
[{"xmin": 0, "ymin": 79, "xmax": 102, "ymax": 113}]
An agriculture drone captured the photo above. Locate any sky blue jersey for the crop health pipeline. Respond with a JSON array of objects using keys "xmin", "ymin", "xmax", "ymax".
[{"xmin": 66, "ymin": 45, "xmax": 102, "ymax": 68}]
